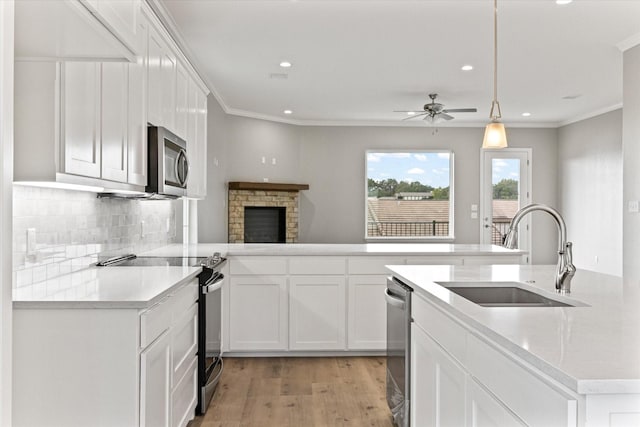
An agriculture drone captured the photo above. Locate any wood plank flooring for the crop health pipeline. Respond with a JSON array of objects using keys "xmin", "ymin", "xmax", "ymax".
[{"xmin": 190, "ymin": 357, "xmax": 394, "ymax": 427}]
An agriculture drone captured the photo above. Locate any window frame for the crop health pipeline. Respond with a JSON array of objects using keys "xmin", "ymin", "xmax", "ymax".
[{"xmin": 364, "ymin": 149, "xmax": 455, "ymax": 242}]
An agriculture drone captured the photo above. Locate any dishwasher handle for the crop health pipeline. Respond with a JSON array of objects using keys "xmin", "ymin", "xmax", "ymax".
[{"xmin": 385, "ymin": 288, "xmax": 406, "ymax": 309}]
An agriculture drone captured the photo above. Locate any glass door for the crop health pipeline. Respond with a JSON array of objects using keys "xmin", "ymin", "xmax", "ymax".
[{"xmin": 480, "ymin": 149, "xmax": 531, "ymax": 260}]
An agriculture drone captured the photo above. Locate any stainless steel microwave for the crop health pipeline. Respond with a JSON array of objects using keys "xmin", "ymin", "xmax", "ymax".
[{"xmin": 147, "ymin": 126, "xmax": 189, "ymax": 198}]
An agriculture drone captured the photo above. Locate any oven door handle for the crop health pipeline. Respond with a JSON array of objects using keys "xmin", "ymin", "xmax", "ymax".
[
  {"xmin": 384, "ymin": 288, "xmax": 406, "ymax": 309},
  {"xmin": 203, "ymin": 274, "xmax": 224, "ymax": 295}
]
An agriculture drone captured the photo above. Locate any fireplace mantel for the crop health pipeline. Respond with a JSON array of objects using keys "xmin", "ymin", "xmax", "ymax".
[{"xmin": 228, "ymin": 182, "xmax": 309, "ymax": 192}]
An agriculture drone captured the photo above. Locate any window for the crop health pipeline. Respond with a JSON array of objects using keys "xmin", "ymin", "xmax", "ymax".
[{"xmin": 366, "ymin": 151, "xmax": 454, "ymax": 240}]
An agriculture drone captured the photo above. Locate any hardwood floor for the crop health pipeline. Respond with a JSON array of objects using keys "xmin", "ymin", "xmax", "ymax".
[{"xmin": 190, "ymin": 357, "xmax": 394, "ymax": 427}]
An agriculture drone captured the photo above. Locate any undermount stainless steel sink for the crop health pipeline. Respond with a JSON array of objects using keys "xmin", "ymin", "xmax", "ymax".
[{"xmin": 435, "ymin": 281, "xmax": 580, "ymax": 307}]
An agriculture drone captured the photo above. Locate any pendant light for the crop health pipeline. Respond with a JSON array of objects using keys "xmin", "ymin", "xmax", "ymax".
[{"xmin": 482, "ymin": 0, "xmax": 508, "ymax": 149}]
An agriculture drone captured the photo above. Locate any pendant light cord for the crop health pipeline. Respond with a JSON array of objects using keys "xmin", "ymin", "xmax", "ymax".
[{"xmin": 490, "ymin": 0, "xmax": 502, "ymax": 120}]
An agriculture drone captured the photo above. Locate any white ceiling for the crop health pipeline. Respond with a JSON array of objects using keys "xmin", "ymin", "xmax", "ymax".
[{"xmin": 159, "ymin": 0, "xmax": 640, "ymax": 127}]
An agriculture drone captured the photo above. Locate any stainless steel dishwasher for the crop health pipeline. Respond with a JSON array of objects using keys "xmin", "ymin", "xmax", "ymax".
[{"xmin": 385, "ymin": 277, "xmax": 412, "ymax": 427}]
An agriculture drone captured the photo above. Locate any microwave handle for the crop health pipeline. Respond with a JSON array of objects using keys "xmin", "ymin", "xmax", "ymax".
[{"xmin": 175, "ymin": 149, "xmax": 189, "ymax": 187}]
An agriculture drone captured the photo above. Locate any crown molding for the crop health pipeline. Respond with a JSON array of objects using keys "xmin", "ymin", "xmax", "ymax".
[{"xmin": 557, "ymin": 103, "xmax": 623, "ymax": 127}]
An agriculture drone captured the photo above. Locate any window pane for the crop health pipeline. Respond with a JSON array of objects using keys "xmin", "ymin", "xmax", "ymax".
[{"xmin": 366, "ymin": 151, "xmax": 453, "ymax": 239}]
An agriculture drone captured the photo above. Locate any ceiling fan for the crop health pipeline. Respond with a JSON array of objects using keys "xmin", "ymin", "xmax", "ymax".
[{"xmin": 395, "ymin": 93, "xmax": 477, "ymax": 122}]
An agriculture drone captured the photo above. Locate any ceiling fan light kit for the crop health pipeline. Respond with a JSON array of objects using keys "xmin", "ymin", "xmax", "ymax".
[{"xmin": 482, "ymin": 0, "xmax": 508, "ymax": 149}]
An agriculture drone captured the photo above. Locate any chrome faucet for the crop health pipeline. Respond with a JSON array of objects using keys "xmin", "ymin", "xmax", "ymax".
[{"xmin": 503, "ymin": 204, "xmax": 576, "ymax": 294}]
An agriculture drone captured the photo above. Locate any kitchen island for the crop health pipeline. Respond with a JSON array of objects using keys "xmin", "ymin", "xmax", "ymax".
[{"xmin": 387, "ymin": 264, "xmax": 640, "ymax": 426}]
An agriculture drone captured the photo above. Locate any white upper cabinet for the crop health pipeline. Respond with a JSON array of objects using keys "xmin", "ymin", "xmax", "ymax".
[
  {"xmin": 175, "ymin": 61, "xmax": 189, "ymax": 140},
  {"xmin": 147, "ymin": 19, "xmax": 177, "ymax": 134},
  {"xmin": 186, "ymin": 81, "xmax": 208, "ymax": 199},
  {"xmin": 100, "ymin": 62, "xmax": 129, "ymax": 182},
  {"xmin": 127, "ymin": 17, "xmax": 148, "ymax": 186},
  {"xmin": 15, "ymin": 0, "xmax": 137, "ymax": 61},
  {"xmin": 62, "ymin": 62, "xmax": 102, "ymax": 178}
]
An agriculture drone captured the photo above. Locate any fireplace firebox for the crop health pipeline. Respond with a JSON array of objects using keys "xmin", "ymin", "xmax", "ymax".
[{"xmin": 244, "ymin": 207, "xmax": 286, "ymax": 243}]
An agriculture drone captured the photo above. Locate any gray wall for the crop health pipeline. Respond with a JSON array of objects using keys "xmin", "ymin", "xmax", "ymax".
[
  {"xmin": 200, "ymin": 98, "xmax": 560, "ymax": 264},
  {"xmin": 623, "ymin": 45, "xmax": 640, "ymax": 281},
  {"xmin": 558, "ymin": 110, "xmax": 623, "ymax": 276},
  {"xmin": 297, "ymin": 126, "xmax": 559, "ymax": 264}
]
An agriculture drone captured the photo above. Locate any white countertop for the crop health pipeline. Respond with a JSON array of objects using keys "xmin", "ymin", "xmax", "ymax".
[
  {"xmin": 140, "ymin": 243, "xmax": 525, "ymax": 257},
  {"xmin": 387, "ymin": 264, "xmax": 640, "ymax": 395},
  {"xmin": 13, "ymin": 266, "xmax": 201, "ymax": 309}
]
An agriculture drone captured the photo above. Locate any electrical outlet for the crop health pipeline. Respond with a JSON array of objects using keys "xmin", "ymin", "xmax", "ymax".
[
  {"xmin": 263, "ymin": 177, "xmax": 269, "ymax": 182},
  {"xmin": 166, "ymin": 218, "xmax": 171, "ymax": 233},
  {"xmin": 629, "ymin": 200, "xmax": 639, "ymax": 213},
  {"xmin": 261, "ymin": 156, "xmax": 266, "ymax": 164},
  {"xmin": 471, "ymin": 204, "xmax": 478, "ymax": 212},
  {"xmin": 140, "ymin": 220, "xmax": 146, "ymax": 236},
  {"xmin": 471, "ymin": 212, "xmax": 478, "ymax": 219},
  {"xmin": 272, "ymin": 157, "xmax": 277, "ymax": 165}
]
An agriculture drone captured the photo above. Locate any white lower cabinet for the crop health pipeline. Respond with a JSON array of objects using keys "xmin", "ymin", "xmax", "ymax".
[
  {"xmin": 347, "ymin": 275, "xmax": 387, "ymax": 350},
  {"xmin": 467, "ymin": 378, "xmax": 524, "ymax": 427},
  {"xmin": 411, "ymin": 323, "xmax": 466, "ymax": 427},
  {"xmin": 141, "ymin": 330, "xmax": 172, "ymax": 427},
  {"xmin": 411, "ymin": 292, "xmax": 578, "ymax": 427},
  {"xmin": 228, "ymin": 275, "xmax": 288, "ymax": 351},
  {"xmin": 13, "ymin": 280, "xmax": 198, "ymax": 427},
  {"xmin": 289, "ymin": 275, "xmax": 346, "ymax": 350}
]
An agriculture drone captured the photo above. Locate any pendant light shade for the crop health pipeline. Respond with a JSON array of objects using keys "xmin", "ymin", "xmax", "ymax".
[
  {"xmin": 483, "ymin": 0, "xmax": 508, "ymax": 149},
  {"xmin": 483, "ymin": 121, "xmax": 508, "ymax": 149}
]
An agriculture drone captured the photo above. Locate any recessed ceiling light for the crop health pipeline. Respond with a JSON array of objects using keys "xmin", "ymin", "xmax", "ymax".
[
  {"xmin": 461, "ymin": 65, "xmax": 474, "ymax": 71},
  {"xmin": 279, "ymin": 61, "xmax": 292, "ymax": 68},
  {"xmin": 556, "ymin": 0, "xmax": 572, "ymax": 5},
  {"xmin": 522, "ymin": 112, "xmax": 531, "ymax": 117},
  {"xmin": 407, "ymin": 112, "xmax": 416, "ymax": 116},
  {"xmin": 284, "ymin": 110, "xmax": 293, "ymax": 115}
]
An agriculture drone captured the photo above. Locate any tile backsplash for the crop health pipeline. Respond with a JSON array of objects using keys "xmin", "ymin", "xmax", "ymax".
[{"xmin": 13, "ymin": 185, "xmax": 178, "ymax": 288}]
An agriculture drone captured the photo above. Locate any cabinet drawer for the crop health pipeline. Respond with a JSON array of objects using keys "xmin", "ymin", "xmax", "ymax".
[
  {"xmin": 140, "ymin": 296, "xmax": 172, "ymax": 348},
  {"xmin": 171, "ymin": 280, "xmax": 199, "ymax": 322},
  {"xmin": 172, "ymin": 303, "xmax": 198, "ymax": 384},
  {"xmin": 229, "ymin": 257, "xmax": 287, "ymax": 275},
  {"xmin": 171, "ymin": 355, "xmax": 197, "ymax": 427},
  {"xmin": 467, "ymin": 334, "xmax": 578, "ymax": 427},
  {"xmin": 348, "ymin": 257, "xmax": 405, "ymax": 275},
  {"xmin": 289, "ymin": 257, "xmax": 346, "ymax": 275},
  {"xmin": 412, "ymin": 293, "xmax": 467, "ymax": 365}
]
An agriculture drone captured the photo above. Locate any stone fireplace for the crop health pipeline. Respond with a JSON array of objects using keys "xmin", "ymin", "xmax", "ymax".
[{"xmin": 228, "ymin": 182, "xmax": 309, "ymax": 243}]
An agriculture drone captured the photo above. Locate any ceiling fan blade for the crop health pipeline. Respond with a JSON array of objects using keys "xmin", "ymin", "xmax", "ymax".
[
  {"xmin": 402, "ymin": 112, "xmax": 429, "ymax": 121},
  {"xmin": 442, "ymin": 108, "xmax": 477, "ymax": 113},
  {"xmin": 440, "ymin": 113, "xmax": 455, "ymax": 121},
  {"xmin": 394, "ymin": 110, "xmax": 423, "ymax": 113}
]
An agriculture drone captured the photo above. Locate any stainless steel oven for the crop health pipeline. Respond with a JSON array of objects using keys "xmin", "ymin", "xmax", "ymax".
[
  {"xmin": 386, "ymin": 277, "xmax": 412, "ymax": 427},
  {"xmin": 147, "ymin": 126, "xmax": 189, "ymax": 197}
]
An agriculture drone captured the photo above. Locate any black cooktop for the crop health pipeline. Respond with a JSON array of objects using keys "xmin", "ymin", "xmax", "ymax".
[{"xmin": 100, "ymin": 256, "xmax": 207, "ymax": 267}]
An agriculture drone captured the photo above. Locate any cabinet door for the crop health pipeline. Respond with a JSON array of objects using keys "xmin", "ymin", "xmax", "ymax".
[
  {"xmin": 229, "ymin": 276, "xmax": 288, "ymax": 351},
  {"xmin": 101, "ymin": 62, "xmax": 128, "ymax": 182},
  {"xmin": 147, "ymin": 24, "xmax": 163, "ymax": 126},
  {"xmin": 290, "ymin": 276, "xmax": 346, "ymax": 350},
  {"xmin": 140, "ymin": 329, "xmax": 172, "ymax": 427},
  {"xmin": 127, "ymin": 37, "xmax": 147, "ymax": 186},
  {"xmin": 62, "ymin": 62, "xmax": 101, "ymax": 178},
  {"xmin": 171, "ymin": 357, "xmax": 198, "ymax": 427},
  {"xmin": 186, "ymin": 82, "xmax": 208, "ymax": 199},
  {"xmin": 411, "ymin": 323, "xmax": 466, "ymax": 427},
  {"xmin": 175, "ymin": 61, "xmax": 189, "ymax": 140},
  {"xmin": 467, "ymin": 379, "xmax": 524, "ymax": 427},
  {"xmin": 347, "ymin": 275, "xmax": 387, "ymax": 350},
  {"xmin": 160, "ymin": 44, "xmax": 177, "ymax": 132}
]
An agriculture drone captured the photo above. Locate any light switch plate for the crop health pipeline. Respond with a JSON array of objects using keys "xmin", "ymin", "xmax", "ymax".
[{"xmin": 629, "ymin": 200, "xmax": 639, "ymax": 213}]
